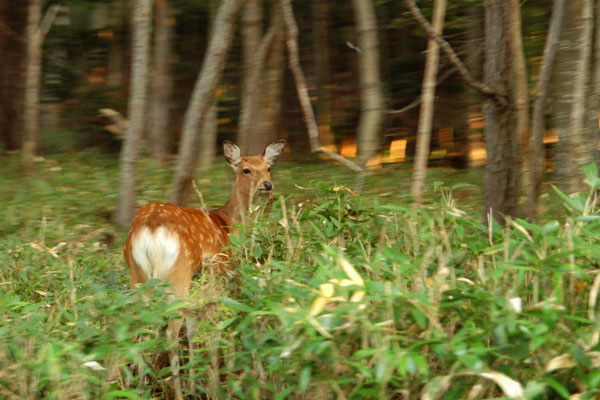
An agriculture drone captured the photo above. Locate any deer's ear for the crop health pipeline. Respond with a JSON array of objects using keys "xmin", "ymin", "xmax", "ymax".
[
  {"xmin": 223, "ymin": 141, "xmax": 241, "ymax": 170},
  {"xmin": 263, "ymin": 140, "xmax": 286, "ymax": 165}
]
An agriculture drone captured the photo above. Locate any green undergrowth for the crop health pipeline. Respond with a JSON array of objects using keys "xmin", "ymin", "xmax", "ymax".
[{"xmin": 1, "ymin": 151, "xmax": 600, "ymax": 399}]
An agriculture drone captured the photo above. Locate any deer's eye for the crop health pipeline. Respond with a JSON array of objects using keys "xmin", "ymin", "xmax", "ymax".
[
  {"xmin": 268, "ymin": 167, "xmax": 271, "ymax": 172},
  {"xmin": 243, "ymin": 168, "xmax": 251, "ymax": 174}
]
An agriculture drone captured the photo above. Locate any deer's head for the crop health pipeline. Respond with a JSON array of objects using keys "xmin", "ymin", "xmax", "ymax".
[{"xmin": 224, "ymin": 140, "xmax": 286, "ymax": 199}]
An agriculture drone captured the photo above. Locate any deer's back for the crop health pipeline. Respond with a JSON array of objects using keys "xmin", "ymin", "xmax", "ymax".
[{"xmin": 124, "ymin": 203, "xmax": 232, "ymax": 281}]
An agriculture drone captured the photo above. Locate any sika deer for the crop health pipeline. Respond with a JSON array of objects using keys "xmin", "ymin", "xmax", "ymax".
[{"xmin": 124, "ymin": 140, "xmax": 285, "ymax": 399}]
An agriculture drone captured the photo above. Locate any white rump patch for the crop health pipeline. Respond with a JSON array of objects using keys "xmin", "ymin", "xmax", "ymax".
[{"xmin": 131, "ymin": 226, "xmax": 180, "ymax": 280}]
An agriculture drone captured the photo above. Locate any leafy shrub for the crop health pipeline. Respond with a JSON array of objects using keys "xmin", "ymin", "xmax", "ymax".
[{"xmin": 2, "ymin": 154, "xmax": 600, "ymax": 399}]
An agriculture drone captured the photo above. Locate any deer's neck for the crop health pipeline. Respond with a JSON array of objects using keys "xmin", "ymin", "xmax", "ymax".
[{"xmin": 216, "ymin": 180, "xmax": 254, "ymax": 226}]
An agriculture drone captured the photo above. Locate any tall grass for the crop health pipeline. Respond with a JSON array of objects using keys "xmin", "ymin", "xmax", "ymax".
[{"xmin": 1, "ymin": 152, "xmax": 599, "ymax": 399}]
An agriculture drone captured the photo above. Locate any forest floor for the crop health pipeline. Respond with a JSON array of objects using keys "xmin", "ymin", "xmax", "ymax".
[{"xmin": 1, "ymin": 149, "xmax": 596, "ymax": 399}]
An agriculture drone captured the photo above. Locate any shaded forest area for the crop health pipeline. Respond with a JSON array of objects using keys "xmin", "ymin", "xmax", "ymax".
[{"xmin": 6, "ymin": 0, "xmax": 595, "ymax": 224}]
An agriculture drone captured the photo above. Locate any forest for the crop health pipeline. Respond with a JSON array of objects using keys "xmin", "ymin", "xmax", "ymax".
[{"xmin": 2, "ymin": 0, "xmax": 600, "ymax": 399}]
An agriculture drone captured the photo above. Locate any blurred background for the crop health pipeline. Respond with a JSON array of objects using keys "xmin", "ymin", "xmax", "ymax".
[{"xmin": 0, "ymin": 0, "xmax": 596, "ymax": 222}]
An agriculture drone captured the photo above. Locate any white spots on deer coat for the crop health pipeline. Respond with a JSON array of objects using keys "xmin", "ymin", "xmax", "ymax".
[{"xmin": 131, "ymin": 226, "xmax": 180, "ymax": 279}]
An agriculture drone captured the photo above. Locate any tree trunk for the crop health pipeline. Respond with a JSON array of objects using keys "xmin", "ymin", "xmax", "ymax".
[
  {"xmin": 237, "ymin": 0, "xmax": 262, "ymax": 155},
  {"xmin": 198, "ymin": 0, "xmax": 220, "ymax": 170},
  {"xmin": 107, "ymin": 2, "xmax": 128, "ymax": 89},
  {"xmin": 568, "ymin": 0, "xmax": 594, "ymax": 186},
  {"xmin": 554, "ymin": 0, "xmax": 595, "ymax": 194},
  {"xmin": 23, "ymin": 0, "xmax": 42, "ymax": 176},
  {"xmin": 352, "ymin": 0, "xmax": 385, "ymax": 164},
  {"xmin": 0, "ymin": 0, "xmax": 26, "ymax": 150},
  {"xmin": 148, "ymin": 0, "xmax": 174, "ymax": 163},
  {"xmin": 198, "ymin": 101, "xmax": 217, "ymax": 169},
  {"xmin": 114, "ymin": 0, "xmax": 153, "ymax": 225},
  {"xmin": 463, "ymin": 5, "xmax": 484, "ymax": 168},
  {"xmin": 587, "ymin": 0, "xmax": 600, "ymax": 166},
  {"xmin": 254, "ymin": 4, "xmax": 285, "ymax": 150},
  {"xmin": 530, "ymin": 0, "xmax": 565, "ymax": 215},
  {"xmin": 313, "ymin": 0, "xmax": 334, "ymax": 149},
  {"xmin": 507, "ymin": 0, "xmax": 533, "ymax": 219},
  {"xmin": 410, "ymin": 0, "xmax": 446, "ymax": 203},
  {"xmin": 483, "ymin": 0, "xmax": 520, "ymax": 224},
  {"xmin": 170, "ymin": 0, "xmax": 244, "ymax": 206}
]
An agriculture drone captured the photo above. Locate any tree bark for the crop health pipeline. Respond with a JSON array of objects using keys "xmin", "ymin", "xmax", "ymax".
[
  {"xmin": 237, "ymin": 22, "xmax": 277, "ymax": 155},
  {"xmin": 0, "ymin": 0, "xmax": 26, "ymax": 151},
  {"xmin": 462, "ymin": 5, "xmax": 484, "ymax": 168},
  {"xmin": 198, "ymin": 0, "xmax": 220, "ymax": 170},
  {"xmin": 114, "ymin": 0, "xmax": 153, "ymax": 225},
  {"xmin": 554, "ymin": 0, "xmax": 595, "ymax": 194},
  {"xmin": 148, "ymin": 0, "xmax": 174, "ymax": 163},
  {"xmin": 530, "ymin": 0, "xmax": 565, "ymax": 215},
  {"xmin": 254, "ymin": 4, "xmax": 285, "ymax": 150},
  {"xmin": 410, "ymin": 0, "xmax": 446, "ymax": 203},
  {"xmin": 483, "ymin": 0, "xmax": 520, "ymax": 224},
  {"xmin": 313, "ymin": 0, "xmax": 335, "ymax": 149},
  {"xmin": 107, "ymin": 2, "xmax": 128, "ymax": 89},
  {"xmin": 568, "ymin": 0, "xmax": 594, "ymax": 188},
  {"xmin": 170, "ymin": 0, "xmax": 245, "ymax": 206},
  {"xmin": 587, "ymin": 0, "xmax": 600, "ymax": 166},
  {"xmin": 237, "ymin": 0, "xmax": 262, "ymax": 155},
  {"xmin": 22, "ymin": 0, "xmax": 42, "ymax": 176},
  {"xmin": 507, "ymin": 0, "xmax": 533, "ymax": 219},
  {"xmin": 352, "ymin": 0, "xmax": 385, "ymax": 164},
  {"xmin": 198, "ymin": 101, "xmax": 217, "ymax": 169}
]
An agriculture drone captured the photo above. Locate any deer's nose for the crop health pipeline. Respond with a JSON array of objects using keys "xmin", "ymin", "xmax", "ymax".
[{"xmin": 263, "ymin": 181, "xmax": 273, "ymax": 191}]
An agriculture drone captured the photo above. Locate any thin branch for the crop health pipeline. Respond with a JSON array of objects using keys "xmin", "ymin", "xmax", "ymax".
[
  {"xmin": 39, "ymin": 4, "xmax": 60, "ymax": 37},
  {"xmin": 280, "ymin": 0, "xmax": 363, "ymax": 173},
  {"xmin": 404, "ymin": 0, "xmax": 508, "ymax": 107},
  {"xmin": 389, "ymin": 63, "xmax": 460, "ymax": 114},
  {"xmin": 389, "ymin": 96, "xmax": 421, "ymax": 115}
]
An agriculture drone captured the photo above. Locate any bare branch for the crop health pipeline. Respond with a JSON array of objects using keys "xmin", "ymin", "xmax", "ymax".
[
  {"xmin": 404, "ymin": 0, "xmax": 507, "ymax": 107},
  {"xmin": 389, "ymin": 64, "xmax": 459, "ymax": 114},
  {"xmin": 39, "ymin": 4, "xmax": 60, "ymax": 37}
]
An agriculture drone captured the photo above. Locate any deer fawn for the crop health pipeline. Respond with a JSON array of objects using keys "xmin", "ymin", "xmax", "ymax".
[{"xmin": 124, "ymin": 140, "xmax": 285, "ymax": 399}]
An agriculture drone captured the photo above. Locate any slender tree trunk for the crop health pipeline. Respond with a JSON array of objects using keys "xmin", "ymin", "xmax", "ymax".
[
  {"xmin": 198, "ymin": 0, "xmax": 220, "ymax": 170},
  {"xmin": 587, "ymin": 0, "xmax": 600, "ymax": 166},
  {"xmin": 507, "ymin": 0, "xmax": 533, "ymax": 219},
  {"xmin": 554, "ymin": 0, "xmax": 595, "ymax": 194},
  {"xmin": 170, "ymin": 0, "xmax": 245, "ymax": 206},
  {"xmin": 198, "ymin": 102, "xmax": 217, "ymax": 169},
  {"xmin": 410, "ymin": 0, "xmax": 446, "ymax": 203},
  {"xmin": 352, "ymin": 0, "xmax": 385, "ymax": 164},
  {"xmin": 568, "ymin": 0, "xmax": 594, "ymax": 187},
  {"xmin": 114, "ymin": 0, "xmax": 153, "ymax": 225},
  {"xmin": 107, "ymin": 2, "xmax": 127, "ymax": 89},
  {"xmin": 313, "ymin": 0, "xmax": 334, "ymax": 149},
  {"xmin": 0, "ymin": 0, "xmax": 26, "ymax": 150},
  {"xmin": 254, "ymin": 4, "xmax": 285, "ymax": 149},
  {"xmin": 237, "ymin": 0, "xmax": 262, "ymax": 154},
  {"xmin": 237, "ymin": 22, "xmax": 277, "ymax": 149},
  {"xmin": 530, "ymin": 0, "xmax": 565, "ymax": 215},
  {"xmin": 148, "ymin": 0, "xmax": 174, "ymax": 163},
  {"xmin": 23, "ymin": 0, "xmax": 42, "ymax": 176},
  {"xmin": 483, "ymin": 0, "xmax": 520, "ymax": 224},
  {"xmin": 463, "ymin": 5, "xmax": 484, "ymax": 168}
]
